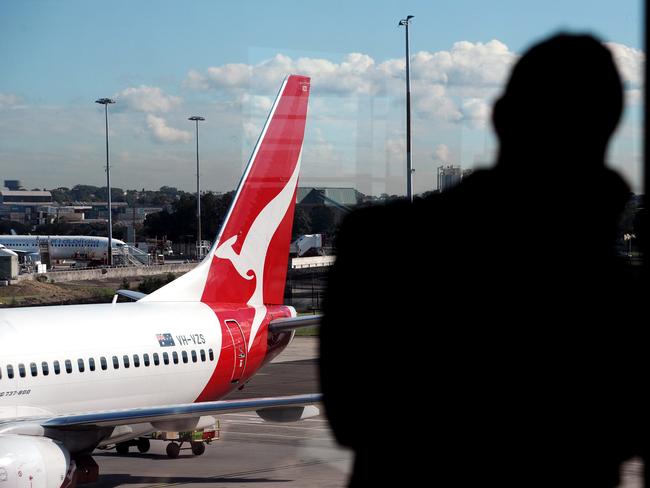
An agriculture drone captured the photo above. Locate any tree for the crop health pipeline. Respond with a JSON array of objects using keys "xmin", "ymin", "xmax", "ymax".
[
  {"xmin": 142, "ymin": 191, "xmax": 234, "ymax": 242},
  {"xmin": 309, "ymin": 205, "xmax": 336, "ymax": 236},
  {"xmin": 0, "ymin": 220, "xmax": 30, "ymax": 235},
  {"xmin": 292, "ymin": 207, "xmax": 311, "ymax": 239}
]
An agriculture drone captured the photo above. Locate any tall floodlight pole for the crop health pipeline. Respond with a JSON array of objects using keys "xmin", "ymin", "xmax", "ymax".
[
  {"xmin": 95, "ymin": 98, "xmax": 116, "ymax": 266},
  {"xmin": 189, "ymin": 116, "xmax": 205, "ymax": 260},
  {"xmin": 399, "ymin": 15, "xmax": 414, "ymax": 202}
]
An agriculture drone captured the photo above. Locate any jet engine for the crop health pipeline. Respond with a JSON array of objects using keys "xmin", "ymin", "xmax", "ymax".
[{"xmin": 0, "ymin": 435, "xmax": 75, "ymax": 488}]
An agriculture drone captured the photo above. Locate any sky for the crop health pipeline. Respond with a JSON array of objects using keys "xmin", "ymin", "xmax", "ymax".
[{"xmin": 0, "ymin": 0, "xmax": 644, "ymax": 195}]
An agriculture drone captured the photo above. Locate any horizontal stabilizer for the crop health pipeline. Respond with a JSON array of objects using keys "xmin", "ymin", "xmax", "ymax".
[
  {"xmin": 268, "ymin": 315, "xmax": 321, "ymax": 333},
  {"xmin": 115, "ymin": 290, "xmax": 147, "ymax": 301}
]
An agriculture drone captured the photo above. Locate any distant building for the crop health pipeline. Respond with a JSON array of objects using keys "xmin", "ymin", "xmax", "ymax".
[
  {"xmin": 113, "ymin": 206, "xmax": 164, "ymax": 224},
  {"xmin": 297, "ymin": 187, "xmax": 363, "ymax": 210},
  {"xmin": 3, "ymin": 180, "xmax": 24, "ymax": 191},
  {"xmin": 296, "ymin": 187, "xmax": 363, "ymax": 232},
  {"xmin": 0, "ymin": 190, "xmax": 53, "ymax": 226},
  {"xmin": 437, "ymin": 166, "xmax": 462, "ymax": 192}
]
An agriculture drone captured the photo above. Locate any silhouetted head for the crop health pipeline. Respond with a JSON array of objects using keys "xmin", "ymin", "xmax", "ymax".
[{"xmin": 493, "ymin": 33, "xmax": 623, "ymax": 171}]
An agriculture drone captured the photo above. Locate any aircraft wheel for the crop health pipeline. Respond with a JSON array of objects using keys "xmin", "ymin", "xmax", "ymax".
[
  {"xmin": 137, "ymin": 438, "xmax": 151, "ymax": 453},
  {"xmin": 116, "ymin": 443, "xmax": 130, "ymax": 455},
  {"xmin": 191, "ymin": 441, "xmax": 206, "ymax": 456},
  {"xmin": 166, "ymin": 442, "xmax": 181, "ymax": 459}
]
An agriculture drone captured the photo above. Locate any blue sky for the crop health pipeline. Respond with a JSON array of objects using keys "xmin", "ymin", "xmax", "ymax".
[{"xmin": 0, "ymin": 0, "xmax": 644, "ymax": 195}]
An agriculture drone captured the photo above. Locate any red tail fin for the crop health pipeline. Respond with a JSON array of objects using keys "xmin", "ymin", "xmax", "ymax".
[{"xmin": 142, "ymin": 75, "xmax": 310, "ymax": 305}]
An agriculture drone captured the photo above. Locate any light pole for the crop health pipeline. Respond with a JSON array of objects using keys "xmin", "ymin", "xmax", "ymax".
[
  {"xmin": 95, "ymin": 98, "xmax": 116, "ymax": 266},
  {"xmin": 399, "ymin": 15, "xmax": 414, "ymax": 202},
  {"xmin": 189, "ymin": 116, "xmax": 205, "ymax": 260}
]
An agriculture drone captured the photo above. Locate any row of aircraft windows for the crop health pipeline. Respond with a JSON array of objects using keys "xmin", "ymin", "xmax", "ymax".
[
  {"xmin": 0, "ymin": 349, "xmax": 215, "ymax": 380},
  {"xmin": 0, "ymin": 242, "xmax": 102, "ymax": 248}
]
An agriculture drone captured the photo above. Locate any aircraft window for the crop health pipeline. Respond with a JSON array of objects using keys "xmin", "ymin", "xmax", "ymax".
[
  {"xmin": 100, "ymin": 357, "xmax": 107, "ymax": 370},
  {"xmin": 153, "ymin": 353, "xmax": 160, "ymax": 366},
  {"xmin": 209, "ymin": 349, "xmax": 214, "ymax": 361},
  {"xmin": 77, "ymin": 359, "xmax": 85, "ymax": 373},
  {"xmin": 191, "ymin": 350, "xmax": 197, "ymax": 363},
  {"xmin": 123, "ymin": 355, "xmax": 130, "ymax": 368},
  {"xmin": 172, "ymin": 351, "xmax": 179, "ymax": 364},
  {"xmin": 143, "ymin": 354, "xmax": 150, "ymax": 367},
  {"xmin": 182, "ymin": 351, "xmax": 188, "ymax": 364},
  {"xmin": 64, "ymin": 360, "xmax": 72, "ymax": 374},
  {"xmin": 112, "ymin": 356, "xmax": 119, "ymax": 369},
  {"xmin": 18, "ymin": 364, "xmax": 26, "ymax": 378},
  {"xmin": 89, "ymin": 358, "xmax": 96, "ymax": 372},
  {"xmin": 163, "ymin": 352, "xmax": 170, "ymax": 365},
  {"xmin": 200, "ymin": 349, "xmax": 206, "ymax": 362},
  {"xmin": 0, "ymin": 366, "xmax": 2, "ymax": 380},
  {"xmin": 30, "ymin": 362, "xmax": 37, "ymax": 377},
  {"xmin": 53, "ymin": 361, "xmax": 60, "ymax": 375},
  {"xmin": 133, "ymin": 355, "xmax": 140, "ymax": 368},
  {"xmin": 42, "ymin": 362, "xmax": 49, "ymax": 376},
  {"xmin": 7, "ymin": 365, "xmax": 14, "ymax": 379}
]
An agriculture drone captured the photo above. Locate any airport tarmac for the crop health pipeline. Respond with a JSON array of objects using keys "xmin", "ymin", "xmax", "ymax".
[{"xmin": 90, "ymin": 337, "xmax": 354, "ymax": 488}]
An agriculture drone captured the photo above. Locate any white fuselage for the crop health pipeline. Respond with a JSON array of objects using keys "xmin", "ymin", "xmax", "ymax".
[
  {"xmin": 0, "ymin": 302, "xmax": 222, "ymax": 417},
  {"xmin": 0, "ymin": 235, "xmax": 125, "ymax": 261}
]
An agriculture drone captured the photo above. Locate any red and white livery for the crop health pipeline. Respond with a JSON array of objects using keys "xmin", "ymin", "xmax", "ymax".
[{"xmin": 0, "ymin": 75, "xmax": 320, "ymax": 488}]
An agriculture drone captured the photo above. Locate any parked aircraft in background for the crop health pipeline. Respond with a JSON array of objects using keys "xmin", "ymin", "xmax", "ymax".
[
  {"xmin": 0, "ymin": 235, "xmax": 127, "ymax": 262},
  {"xmin": 0, "ymin": 75, "xmax": 321, "ymax": 488}
]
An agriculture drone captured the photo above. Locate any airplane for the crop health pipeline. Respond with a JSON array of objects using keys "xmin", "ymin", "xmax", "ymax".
[
  {"xmin": 0, "ymin": 74, "xmax": 322, "ymax": 488},
  {"xmin": 0, "ymin": 235, "xmax": 127, "ymax": 263}
]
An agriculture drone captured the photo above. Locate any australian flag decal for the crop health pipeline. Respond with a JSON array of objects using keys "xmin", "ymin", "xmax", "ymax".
[{"xmin": 157, "ymin": 333, "xmax": 175, "ymax": 347}]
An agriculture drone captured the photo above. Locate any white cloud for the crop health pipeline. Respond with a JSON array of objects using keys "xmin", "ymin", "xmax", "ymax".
[
  {"xmin": 239, "ymin": 93, "xmax": 273, "ymax": 114},
  {"xmin": 185, "ymin": 40, "xmax": 519, "ymax": 127},
  {"xmin": 243, "ymin": 121, "xmax": 262, "ymax": 145},
  {"xmin": 606, "ymin": 42, "xmax": 644, "ymax": 87},
  {"xmin": 461, "ymin": 98, "xmax": 490, "ymax": 128},
  {"xmin": 116, "ymin": 85, "xmax": 182, "ymax": 113},
  {"xmin": 606, "ymin": 42, "xmax": 645, "ymax": 106},
  {"xmin": 433, "ymin": 144, "xmax": 451, "ymax": 164},
  {"xmin": 0, "ymin": 93, "xmax": 21, "ymax": 110},
  {"xmin": 385, "ymin": 137, "xmax": 405, "ymax": 164},
  {"xmin": 146, "ymin": 115, "xmax": 192, "ymax": 143}
]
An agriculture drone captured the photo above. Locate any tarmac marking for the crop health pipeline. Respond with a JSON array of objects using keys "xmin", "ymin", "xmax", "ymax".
[
  {"xmin": 223, "ymin": 421, "xmax": 330, "ymax": 432},
  {"xmin": 130, "ymin": 459, "xmax": 348, "ymax": 488},
  {"xmin": 221, "ymin": 431, "xmax": 331, "ymax": 441}
]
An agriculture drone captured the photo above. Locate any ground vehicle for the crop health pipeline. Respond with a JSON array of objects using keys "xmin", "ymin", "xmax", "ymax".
[{"xmin": 110, "ymin": 422, "xmax": 220, "ymax": 458}]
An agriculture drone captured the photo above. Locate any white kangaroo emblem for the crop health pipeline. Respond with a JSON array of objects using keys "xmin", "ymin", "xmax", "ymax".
[{"xmin": 215, "ymin": 156, "xmax": 301, "ymax": 350}]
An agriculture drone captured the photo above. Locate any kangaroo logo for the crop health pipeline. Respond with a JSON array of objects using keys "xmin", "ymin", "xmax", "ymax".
[{"xmin": 215, "ymin": 155, "xmax": 301, "ymax": 350}]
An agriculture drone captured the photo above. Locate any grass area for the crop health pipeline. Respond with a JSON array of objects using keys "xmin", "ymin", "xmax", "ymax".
[
  {"xmin": 295, "ymin": 326, "xmax": 320, "ymax": 337},
  {"xmin": 0, "ymin": 274, "xmax": 175, "ymax": 308}
]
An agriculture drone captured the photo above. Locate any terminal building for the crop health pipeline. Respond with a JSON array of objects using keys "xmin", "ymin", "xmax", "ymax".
[{"xmin": 0, "ymin": 189, "xmax": 53, "ymax": 227}]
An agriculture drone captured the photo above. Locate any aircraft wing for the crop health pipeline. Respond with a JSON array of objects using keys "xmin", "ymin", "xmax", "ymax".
[
  {"xmin": 40, "ymin": 393, "xmax": 322, "ymax": 429},
  {"xmin": 268, "ymin": 315, "xmax": 321, "ymax": 333}
]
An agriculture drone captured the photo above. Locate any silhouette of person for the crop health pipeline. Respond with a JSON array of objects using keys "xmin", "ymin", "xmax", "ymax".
[{"xmin": 320, "ymin": 33, "xmax": 643, "ymax": 487}]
